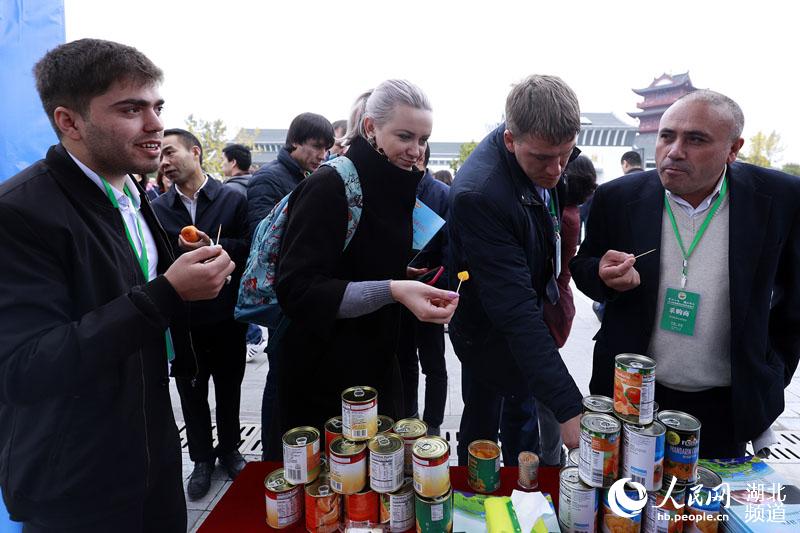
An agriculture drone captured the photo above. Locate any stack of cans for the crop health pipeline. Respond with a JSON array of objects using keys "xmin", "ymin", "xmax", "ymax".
[
  {"xmin": 266, "ymin": 385, "xmax": 433, "ymax": 532},
  {"xmin": 412, "ymin": 436, "xmax": 453, "ymax": 532},
  {"xmin": 559, "ymin": 353, "xmax": 711, "ymax": 533}
]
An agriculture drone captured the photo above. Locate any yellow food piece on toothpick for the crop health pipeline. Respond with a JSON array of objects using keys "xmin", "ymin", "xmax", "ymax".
[{"xmin": 458, "ymin": 271, "xmax": 470, "ymax": 281}]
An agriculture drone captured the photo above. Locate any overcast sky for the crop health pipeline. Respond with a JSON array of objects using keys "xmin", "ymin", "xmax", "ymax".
[{"xmin": 65, "ymin": 0, "xmax": 800, "ymax": 164}]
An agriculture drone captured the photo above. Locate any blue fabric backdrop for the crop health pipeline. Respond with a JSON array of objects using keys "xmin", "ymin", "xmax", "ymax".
[{"xmin": 0, "ymin": 0, "xmax": 64, "ymax": 183}]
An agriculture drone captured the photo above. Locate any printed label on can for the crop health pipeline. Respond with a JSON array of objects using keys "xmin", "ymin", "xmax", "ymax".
[
  {"xmin": 623, "ymin": 424, "xmax": 665, "ymax": 491},
  {"xmin": 663, "ymin": 431, "xmax": 699, "ymax": 484},
  {"xmin": 370, "ymin": 443, "xmax": 404, "ymax": 493},
  {"xmin": 283, "ymin": 436, "xmax": 320, "ymax": 485},
  {"xmin": 265, "ymin": 487, "xmax": 302, "ymax": 529},
  {"xmin": 559, "ymin": 469, "xmax": 599, "ymax": 533},
  {"xmin": 343, "ymin": 399, "xmax": 377, "ymax": 441},
  {"xmin": 600, "ymin": 485, "xmax": 643, "ymax": 533},
  {"xmin": 380, "ymin": 483, "xmax": 415, "ymax": 532},
  {"xmin": 614, "ymin": 360, "xmax": 655, "ymax": 424},
  {"xmin": 415, "ymin": 491, "xmax": 453, "ymax": 533},
  {"xmin": 305, "ymin": 484, "xmax": 340, "ymax": 533},
  {"xmin": 644, "ymin": 488, "xmax": 685, "ymax": 533},
  {"xmin": 345, "ymin": 489, "xmax": 380, "ymax": 523},
  {"xmin": 413, "ymin": 455, "xmax": 451, "ymax": 498},
  {"xmin": 329, "ymin": 449, "xmax": 367, "ymax": 495},
  {"xmin": 579, "ymin": 426, "xmax": 619, "ymax": 488},
  {"xmin": 467, "ymin": 441, "xmax": 501, "ymax": 493}
]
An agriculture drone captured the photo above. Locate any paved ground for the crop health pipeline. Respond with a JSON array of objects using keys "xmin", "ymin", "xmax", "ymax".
[{"xmin": 173, "ymin": 283, "xmax": 800, "ymax": 531}]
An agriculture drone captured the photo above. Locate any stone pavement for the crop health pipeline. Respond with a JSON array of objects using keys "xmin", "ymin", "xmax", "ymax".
[{"xmin": 173, "ymin": 283, "xmax": 800, "ymax": 531}]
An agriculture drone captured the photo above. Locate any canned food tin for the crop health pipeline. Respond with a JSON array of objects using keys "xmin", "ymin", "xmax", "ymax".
[
  {"xmin": 342, "ymin": 386, "xmax": 378, "ymax": 441},
  {"xmin": 558, "ymin": 466, "xmax": 599, "ymax": 533},
  {"xmin": 623, "ymin": 421, "xmax": 666, "ymax": 492},
  {"xmin": 583, "ymin": 394, "xmax": 615, "ymax": 415},
  {"xmin": 324, "ymin": 416, "xmax": 343, "ymax": 459},
  {"xmin": 684, "ymin": 467, "xmax": 723, "ymax": 533},
  {"xmin": 305, "ymin": 478, "xmax": 341, "ymax": 533},
  {"xmin": 643, "ymin": 483, "xmax": 686, "ymax": 533},
  {"xmin": 517, "ymin": 451, "xmax": 539, "ymax": 490},
  {"xmin": 328, "ymin": 437, "xmax": 367, "ymax": 495},
  {"xmin": 567, "ymin": 447, "xmax": 581, "ymax": 468},
  {"xmin": 369, "ymin": 433, "xmax": 405, "ymax": 493},
  {"xmin": 601, "ymin": 482, "xmax": 645, "ymax": 533},
  {"xmin": 345, "ymin": 487, "xmax": 380, "ymax": 524},
  {"xmin": 380, "ymin": 477, "xmax": 415, "ymax": 532},
  {"xmin": 579, "ymin": 413, "xmax": 621, "ymax": 488},
  {"xmin": 264, "ymin": 468, "xmax": 303, "ymax": 529},
  {"xmin": 614, "ymin": 354, "xmax": 656, "ymax": 425},
  {"xmin": 413, "ymin": 436, "xmax": 451, "ymax": 498},
  {"xmin": 282, "ymin": 426, "xmax": 321, "ymax": 485},
  {"xmin": 415, "ymin": 489, "xmax": 453, "ymax": 533},
  {"xmin": 658, "ymin": 410, "xmax": 701, "ymax": 485},
  {"xmin": 653, "ymin": 402, "xmax": 660, "ymax": 418},
  {"xmin": 467, "ymin": 440, "xmax": 501, "ymax": 493},
  {"xmin": 393, "ymin": 418, "xmax": 428, "ymax": 476},
  {"xmin": 378, "ymin": 415, "xmax": 395, "ymax": 434}
]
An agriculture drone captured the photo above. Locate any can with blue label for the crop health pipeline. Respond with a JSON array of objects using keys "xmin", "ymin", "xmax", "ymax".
[
  {"xmin": 622, "ymin": 421, "xmax": 666, "ymax": 492},
  {"xmin": 658, "ymin": 410, "xmax": 701, "ymax": 485}
]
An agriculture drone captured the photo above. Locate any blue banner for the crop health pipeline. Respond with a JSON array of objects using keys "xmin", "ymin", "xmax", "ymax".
[{"xmin": 0, "ymin": 0, "xmax": 65, "ymax": 182}]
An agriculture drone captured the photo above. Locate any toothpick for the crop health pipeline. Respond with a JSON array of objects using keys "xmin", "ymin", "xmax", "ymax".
[
  {"xmin": 456, "ymin": 280, "xmax": 464, "ymax": 294},
  {"xmin": 215, "ymin": 225, "xmax": 222, "ymax": 246},
  {"xmin": 634, "ymin": 248, "xmax": 657, "ymax": 260}
]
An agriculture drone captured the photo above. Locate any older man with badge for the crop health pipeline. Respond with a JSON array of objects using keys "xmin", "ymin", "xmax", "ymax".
[{"xmin": 571, "ymin": 89, "xmax": 800, "ymax": 458}]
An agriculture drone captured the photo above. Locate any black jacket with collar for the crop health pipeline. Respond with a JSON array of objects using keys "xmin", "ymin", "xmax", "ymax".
[
  {"xmin": 151, "ymin": 176, "xmax": 249, "ymax": 334},
  {"xmin": 0, "ymin": 144, "xmax": 188, "ymax": 519},
  {"xmin": 447, "ymin": 125, "xmax": 583, "ymax": 423},
  {"xmin": 570, "ymin": 163, "xmax": 800, "ymax": 442},
  {"xmin": 246, "ymin": 147, "xmax": 305, "ymax": 236},
  {"xmin": 264, "ymin": 135, "xmax": 422, "ymax": 457}
]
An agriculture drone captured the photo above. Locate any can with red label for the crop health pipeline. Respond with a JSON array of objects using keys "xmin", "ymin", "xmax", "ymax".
[
  {"xmin": 413, "ymin": 436, "xmax": 451, "ymax": 498},
  {"xmin": 345, "ymin": 487, "xmax": 380, "ymax": 524},
  {"xmin": 305, "ymin": 477, "xmax": 341, "ymax": 533},
  {"xmin": 324, "ymin": 416, "xmax": 343, "ymax": 460},
  {"xmin": 614, "ymin": 354, "xmax": 656, "ymax": 425},
  {"xmin": 264, "ymin": 468, "xmax": 303, "ymax": 529}
]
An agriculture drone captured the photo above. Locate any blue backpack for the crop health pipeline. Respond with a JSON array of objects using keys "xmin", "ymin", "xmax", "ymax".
[{"xmin": 235, "ymin": 156, "xmax": 363, "ymax": 328}]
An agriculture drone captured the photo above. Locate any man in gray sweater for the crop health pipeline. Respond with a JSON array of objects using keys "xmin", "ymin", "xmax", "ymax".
[{"xmin": 571, "ymin": 90, "xmax": 800, "ymax": 458}]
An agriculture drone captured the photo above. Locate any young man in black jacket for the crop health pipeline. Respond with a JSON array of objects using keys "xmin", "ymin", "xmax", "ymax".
[
  {"xmin": 0, "ymin": 39, "xmax": 235, "ymax": 532},
  {"xmin": 448, "ymin": 75, "xmax": 584, "ymax": 466},
  {"xmin": 153, "ymin": 129, "xmax": 250, "ymax": 500}
]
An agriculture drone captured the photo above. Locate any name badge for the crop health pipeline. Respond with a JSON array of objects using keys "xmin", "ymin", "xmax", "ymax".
[{"xmin": 659, "ymin": 288, "xmax": 700, "ymax": 336}]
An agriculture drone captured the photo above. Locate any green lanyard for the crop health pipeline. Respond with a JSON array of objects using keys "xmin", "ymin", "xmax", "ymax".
[
  {"xmin": 101, "ymin": 178, "xmax": 175, "ymax": 362},
  {"xmin": 547, "ymin": 191, "xmax": 560, "ymax": 233},
  {"xmin": 664, "ymin": 175, "xmax": 728, "ymax": 288}
]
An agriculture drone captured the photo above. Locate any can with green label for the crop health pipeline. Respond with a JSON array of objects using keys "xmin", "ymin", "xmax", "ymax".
[
  {"xmin": 467, "ymin": 440, "xmax": 501, "ymax": 494},
  {"xmin": 415, "ymin": 489, "xmax": 453, "ymax": 533}
]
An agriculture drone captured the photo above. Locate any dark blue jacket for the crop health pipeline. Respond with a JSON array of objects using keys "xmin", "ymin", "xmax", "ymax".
[
  {"xmin": 414, "ymin": 170, "xmax": 450, "ymax": 288},
  {"xmin": 447, "ymin": 125, "xmax": 582, "ymax": 423},
  {"xmin": 246, "ymin": 148, "xmax": 305, "ymax": 236}
]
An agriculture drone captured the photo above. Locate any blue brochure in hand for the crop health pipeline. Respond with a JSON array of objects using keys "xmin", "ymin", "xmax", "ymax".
[{"xmin": 412, "ymin": 197, "xmax": 445, "ymax": 250}]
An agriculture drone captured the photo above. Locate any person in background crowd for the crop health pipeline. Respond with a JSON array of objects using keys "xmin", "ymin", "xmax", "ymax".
[
  {"xmin": 398, "ymin": 143, "xmax": 450, "ymax": 436},
  {"xmin": 448, "ymin": 75, "xmax": 584, "ymax": 466},
  {"xmin": 620, "ymin": 149, "xmax": 644, "ymax": 174},
  {"xmin": 152, "ymin": 129, "xmax": 250, "ymax": 500},
  {"xmin": 329, "ymin": 119, "xmax": 348, "ymax": 158},
  {"xmin": 571, "ymin": 90, "xmax": 800, "ymax": 458},
  {"xmin": 134, "ymin": 173, "xmax": 160, "ymax": 201},
  {"xmin": 157, "ymin": 168, "xmax": 173, "ymax": 194},
  {"xmin": 433, "ymin": 169, "xmax": 453, "ymax": 186},
  {"xmin": 0, "ymin": 38, "xmax": 235, "ymax": 532},
  {"xmin": 246, "ymin": 112, "xmax": 334, "ymax": 236},
  {"xmin": 537, "ymin": 154, "xmax": 597, "ymax": 465},
  {"xmin": 263, "ymin": 80, "xmax": 459, "ymax": 459}
]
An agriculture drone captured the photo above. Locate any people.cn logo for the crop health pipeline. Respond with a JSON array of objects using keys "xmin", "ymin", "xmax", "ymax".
[{"xmin": 608, "ymin": 478, "xmax": 648, "ymax": 518}]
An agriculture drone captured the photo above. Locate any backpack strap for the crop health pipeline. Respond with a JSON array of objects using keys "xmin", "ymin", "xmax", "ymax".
[{"xmin": 321, "ymin": 156, "xmax": 363, "ymax": 249}]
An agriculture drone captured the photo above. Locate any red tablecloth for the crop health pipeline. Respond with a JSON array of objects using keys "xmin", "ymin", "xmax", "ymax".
[{"xmin": 199, "ymin": 462, "xmax": 560, "ymax": 532}]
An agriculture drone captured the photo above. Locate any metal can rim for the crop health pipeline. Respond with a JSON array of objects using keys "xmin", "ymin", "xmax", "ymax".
[
  {"xmin": 624, "ymin": 420, "xmax": 666, "ymax": 437},
  {"xmin": 615, "ymin": 353, "xmax": 657, "ymax": 371},
  {"xmin": 581, "ymin": 412, "xmax": 621, "ymax": 434},
  {"xmin": 368, "ymin": 433, "xmax": 404, "ymax": 454},
  {"xmin": 412, "ymin": 436, "xmax": 450, "ymax": 459},
  {"xmin": 265, "ymin": 468, "xmax": 296, "ymax": 493},
  {"xmin": 392, "ymin": 418, "xmax": 428, "ymax": 438},
  {"xmin": 283, "ymin": 426, "xmax": 321, "ymax": 447},
  {"xmin": 330, "ymin": 436, "xmax": 367, "ymax": 457},
  {"xmin": 658, "ymin": 409, "xmax": 702, "ymax": 431},
  {"xmin": 342, "ymin": 386, "xmax": 378, "ymax": 404}
]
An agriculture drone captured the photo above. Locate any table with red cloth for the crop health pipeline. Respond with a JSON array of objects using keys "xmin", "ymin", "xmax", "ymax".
[{"xmin": 199, "ymin": 462, "xmax": 561, "ymax": 532}]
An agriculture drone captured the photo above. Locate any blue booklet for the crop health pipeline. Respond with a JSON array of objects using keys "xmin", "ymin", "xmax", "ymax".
[{"xmin": 412, "ymin": 197, "xmax": 445, "ymax": 251}]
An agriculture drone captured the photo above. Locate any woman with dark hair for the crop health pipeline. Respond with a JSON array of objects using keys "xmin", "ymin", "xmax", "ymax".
[{"xmin": 264, "ymin": 80, "xmax": 459, "ymax": 458}]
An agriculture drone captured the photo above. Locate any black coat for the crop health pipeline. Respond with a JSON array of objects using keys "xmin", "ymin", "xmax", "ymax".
[
  {"xmin": 266, "ymin": 136, "xmax": 422, "ymax": 455},
  {"xmin": 570, "ymin": 163, "xmax": 800, "ymax": 442},
  {"xmin": 247, "ymin": 148, "xmax": 305, "ymax": 236},
  {"xmin": 0, "ymin": 144, "xmax": 188, "ymax": 519},
  {"xmin": 151, "ymin": 176, "xmax": 249, "ymax": 331},
  {"xmin": 447, "ymin": 125, "xmax": 583, "ymax": 423}
]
